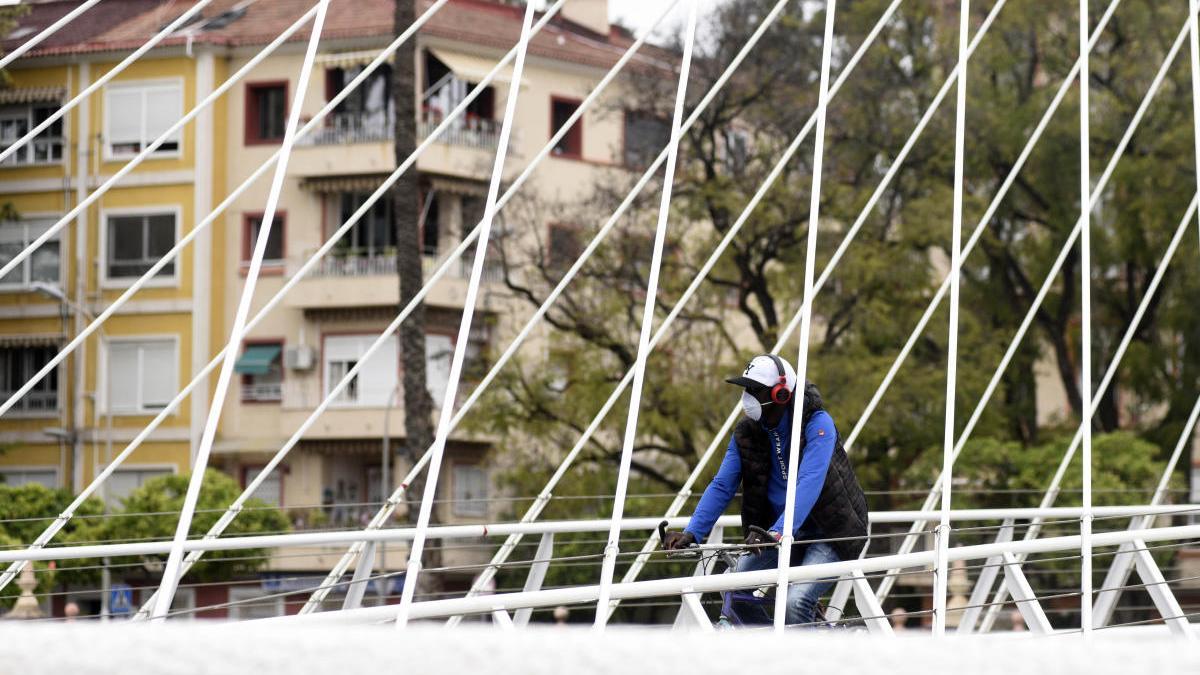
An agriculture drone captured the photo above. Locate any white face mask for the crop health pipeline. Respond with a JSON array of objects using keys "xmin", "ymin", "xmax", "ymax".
[{"xmin": 741, "ymin": 391, "xmax": 769, "ymax": 421}]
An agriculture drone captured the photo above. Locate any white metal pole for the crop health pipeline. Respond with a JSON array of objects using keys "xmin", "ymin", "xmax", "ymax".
[
  {"xmin": 934, "ymin": 0, "xmax": 969, "ymax": 638},
  {"xmin": 1079, "ymin": 0, "xmax": 1094, "ymax": 637},
  {"xmin": 0, "ymin": 0, "xmax": 103, "ymax": 70},
  {"xmin": 593, "ymin": 1, "xmax": 698, "ymax": 630},
  {"xmin": 773, "ymin": 0, "xmax": 836, "ymax": 633},
  {"xmin": 392, "ymin": 0, "xmax": 537, "ymax": 629},
  {"xmin": 150, "ymin": 0, "xmax": 332, "ymax": 621}
]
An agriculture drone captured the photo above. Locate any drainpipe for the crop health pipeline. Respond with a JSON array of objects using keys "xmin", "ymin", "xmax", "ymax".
[{"xmin": 73, "ymin": 60, "xmax": 90, "ymax": 492}]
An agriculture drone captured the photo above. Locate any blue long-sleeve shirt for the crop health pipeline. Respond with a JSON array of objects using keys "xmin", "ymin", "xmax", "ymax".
[{"xmin": 684, "ymin": 407, "xmax": 838, "ymax": 542}]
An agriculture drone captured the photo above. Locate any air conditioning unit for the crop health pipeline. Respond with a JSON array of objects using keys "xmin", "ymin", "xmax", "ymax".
[{"xmin": 284, "ymin": 345, "xmax": 315, "ymax": 371}]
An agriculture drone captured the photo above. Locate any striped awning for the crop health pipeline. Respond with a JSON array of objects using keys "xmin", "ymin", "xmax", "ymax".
[
  {"xmin": 299, "ymin": 173, "xmax": 389, "ymax": 193},
  {"xmin": 316, "ymin": 49, "xmax": 391, "ymax": 69},
  {"xmin": 0, "ymin": 333, "xmax": 62, "ymax": 347},
  {"xmin": 0, "ymin": 87, "xmax": 66, "ymax": 105},
  {"xmin": 429, "ymin": 175, "xmax": 486, "ymax": 197},
  {"xmin": 234, "ymin": 344, "xmax": 281, "ymax": 375}
]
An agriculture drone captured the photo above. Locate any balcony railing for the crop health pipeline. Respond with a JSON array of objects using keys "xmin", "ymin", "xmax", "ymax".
[
  {"xmin": 242, "ymin": 382, "xmax": 282, "ymax": 402},
  {"xmin": 304, "ymin": 251, "xmax": 503, "ymax": 283},
  {"xmin": 298, "ymin": 112, "xmax": 393, "ymax": 146},
  {"xmin": 418, "ymin": 111, "xmax": 501, "ymax": 150},
  {"xmin": 295, "ymin": 108, "xmax": 502, "ymax": 151},
  {"xmin": 0, "ymin": 390, "xmax": 57, "ymax": 414}
]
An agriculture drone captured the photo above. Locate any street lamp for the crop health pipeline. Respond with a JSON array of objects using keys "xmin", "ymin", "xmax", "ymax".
[{"xmin": 32, "ymin": 281, "xmax": 113, "ymax": 620}]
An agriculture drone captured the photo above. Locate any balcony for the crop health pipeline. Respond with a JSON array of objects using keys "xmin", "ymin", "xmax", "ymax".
[
  {"xmin": 241, "ymin": 382, "xmax": 282, "ymax": 403},
  {"xmin": 295, "ymin": 110, "xmax": 501, "ymax": 152},
  {"xmin": 306, "ymin": 251, "xmax": 502, "ymax": 283},
  {"xmin": 0, "ymin": 390, "xmax": 58, "ymax": 415},
  {"xmin": 298, "ymin": 112, "xmax": 393, "ymax": 146}
]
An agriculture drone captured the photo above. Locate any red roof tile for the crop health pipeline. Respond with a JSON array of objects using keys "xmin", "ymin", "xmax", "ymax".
[{"xmin": 3, "ymin": 0, "xmax": 676, "ymax": 75}]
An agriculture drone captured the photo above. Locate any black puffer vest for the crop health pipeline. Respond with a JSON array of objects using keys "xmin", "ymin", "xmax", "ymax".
[{"xmin": 735, "ymin": 383, "xmax": 870, "ymax": 562}]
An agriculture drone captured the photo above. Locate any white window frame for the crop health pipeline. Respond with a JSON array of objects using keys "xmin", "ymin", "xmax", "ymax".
[
  {"xmin": 0, "ymin": 103, "xmax": 66, "ymax": 168},
  {"xmin": 0, "ymin": 465, "xmax": 60, "ymax": 488},
  {"xmin": 0, "ymin": 213, "xmax": 64, "ymax": 292},
  {"xmin": 322, "ymin": 333, "xmax": 398, "ymax": 409},
  {"xmin": 99, "ymin": 205, "xmax": 182, "ymax": 289},
  {"xmin": 102, "ymin": 335, "xmax": 180, "ymax": 416},
  {"xmin": 103, "ymin": 78, "xmax": 184, "ymax": 161}
]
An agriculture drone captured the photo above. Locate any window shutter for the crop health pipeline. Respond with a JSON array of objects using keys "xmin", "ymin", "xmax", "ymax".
[
  {"xmin": 107, "ymin": 342, "xmax": 139, "ymax": 411},
  {"xmin": 145, "ymin": 85, "xmax": 182, "ymax": 144},
  {"xmin": 140, "ymin": 341, "xmax": 177, "ymax": 409},
  {"xmin": 106, "ymin": 88, "xmax": 142, "ymax": 146},
  {"xmin": 359, "ymin": 335, "xmax": 398, "ymax": 406},
  {"xmin": 245, "ymin": 467, "xmax": 282, "ymax": 506}
]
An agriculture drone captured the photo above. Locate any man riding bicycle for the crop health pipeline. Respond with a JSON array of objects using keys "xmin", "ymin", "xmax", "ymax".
[{"xmin": 661, "ymin": 354, "xmax": 869, "ymax": 626}]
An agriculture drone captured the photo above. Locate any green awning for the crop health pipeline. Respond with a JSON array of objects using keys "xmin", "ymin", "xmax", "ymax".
[{"xmin": 234, "ymin": 345, "xmax": 281, "ymax": 375}]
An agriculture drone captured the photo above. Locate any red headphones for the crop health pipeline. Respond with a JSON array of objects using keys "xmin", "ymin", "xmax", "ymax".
[{"xmin": 766, "ymin": 354, "xmax": 792, "ymax": 405}]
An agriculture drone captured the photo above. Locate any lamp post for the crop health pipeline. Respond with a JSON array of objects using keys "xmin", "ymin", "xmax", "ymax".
[{"xmin": 32, "ymin": 281, "xmax": 112, "ymax": 620}]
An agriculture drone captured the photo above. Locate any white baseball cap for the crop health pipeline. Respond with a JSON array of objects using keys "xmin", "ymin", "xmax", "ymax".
[{"xmin": 725, "ymin": 354, "xmax": 797, "ymax": 393}]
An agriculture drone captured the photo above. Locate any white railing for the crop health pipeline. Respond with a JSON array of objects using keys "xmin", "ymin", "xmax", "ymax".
[
  {"xmin": 241, "ymin": 382, "xmax": 282, "ymax": 402},
  {"xmin": 296, "ymin": 112, "xmax": 393, "ymax": 146},
  {"xmin": 295, "ymin": 110, "xmax": 501, "ymax": 151},
  {"xmin": 0, "ymin": 136, "xmax": 65, "ymax": 166},
  {"xmin": 418, "ymin": 111, "xmax": 501, "ymax": 150},
  {"xmin": 304, "ymin": 251, "xmax": 503, "ymax": 283},
  {"xmin": 0, "ymin": 390, "xmax": 58, "ymax": 413}
]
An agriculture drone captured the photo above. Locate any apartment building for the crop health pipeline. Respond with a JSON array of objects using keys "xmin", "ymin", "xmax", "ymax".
[{"xmin": 0, "ymin": 0, "xmax": 673, "ymax": 615}]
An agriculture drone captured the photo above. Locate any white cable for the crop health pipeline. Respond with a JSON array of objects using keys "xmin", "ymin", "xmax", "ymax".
[
  {"xmin": 593, "ymin": 0, "xmax": 697, "ymax": 630},
  {"xmin": 864, "ymin": 0, "xmax": 1125, "ymax": 605},
  {"xmin": 933, "ymin": 0, "xmax": 970, "ymax": 638},
  {"xmin": 0, "ymin": 0, "xmax": 103, "ymax": 70},
  {"xmin": 393, "ymin": 0, "xmax": 537, "ymax": 630},
  {"xmin": 150, "ymin": 0, "xmax": 331, "ymax": 621},
  {"xmin": 1193, "ymin": 0, "xmax": 1200, "ymax": 255},
  {"xmin": 0, "ymin": 3, "xmax": 321, "ymax": 417},
  {"xmin": 318, "ymin": 0, "xmax": 805, "ymax": 617},
  {"xmin": 1079, "ymin": 0, "xmax": 1094, "ymax": 637},
  {"xmin": 774, "ymin": 0, "xmax": 836, "ymax": 633},
  {"xmin": 0, "ymin": 0, "xmax": 457, "ymax": 602},
  {"xmin": 880, "ymin": 4, "xmax": 1194, "ymax": 608},
  {"xmin": 978, "ymin": 195, "xmax": 1200, "ymax": 632}
]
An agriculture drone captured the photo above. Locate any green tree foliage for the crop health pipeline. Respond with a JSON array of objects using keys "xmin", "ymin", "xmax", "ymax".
[
  {"xmin": 82, "ymin": 469, "xmax": 290, "ymax": 582},
  {"xmin": 0, "ymin": 483, "xmax": 104, "ymax": 609}
]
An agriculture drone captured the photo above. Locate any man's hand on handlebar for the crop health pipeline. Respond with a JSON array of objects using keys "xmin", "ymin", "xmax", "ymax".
[
  {"xmin": 661, "ymin": 530, "xmax": 696, "ymax": 550},
  {"xmin": 744, "ymin": 525, "xmax": 780, "ymax": 548}
]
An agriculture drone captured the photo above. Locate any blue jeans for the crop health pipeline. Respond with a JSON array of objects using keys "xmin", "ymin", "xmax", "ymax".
[{"xmin": 735, "ymin": 540, "xmax": 840, "ymax": 625}]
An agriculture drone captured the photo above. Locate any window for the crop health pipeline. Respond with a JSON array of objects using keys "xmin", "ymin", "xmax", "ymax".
[
  {"xmin": 0, "ymin": 345, "xmax": 59, "ymax": 414},
  {"xmin": 236, "ymin": 342, "xmax": 283, "ymax": 403},
  {"xmin": 323, "ymin": 334, "xmax": 398, "ymax": 407},
  {"xmin": 107, "ymin": 339, "xmax": 177, "ymax": 413},
  {"xmin": 0, "ymin": 468, "xmax": 57, "ymax": 488},
  {"xmin": 243, "ymin": 466, "xmax": 282, "ymax": 507},
  {"xmin": 336, "ymin": 193, "xmax": 396, "ymax": 257},
  {"xmin": 0, "ymin": 218, "xmax": 60, "ymax": 288},
  {"xmin": 426, "ymin": 334, "xmax": 452, "ymax": 405},
  {"xmin": 547, "ymin": 223, "xmax": 582, "ymax": 271},
  {"xmin": 0, "ymin": 104, "xmax": 64, "ymax": 166},
  {"xmin": 623, "ymin": 111, "xmax": 669, "ymax": 168},
  {"xmin": 327, "ymin": 64, "xmax": 392, "ymax": 139},
  {"xmin": 421, "ymin": 190, "xmax": 440, "ymax": 256},
  {"xmin": 452, "ymin": 464, "xmax": 487, "ymax": 517},
  {"xmin": 550, "ymin": 97, "xmax": 583, "ymax": 158},
  {"xmin": 243, "ymin": 213, "xmax": 285, "ymax": 268},
  {"xmin": 107, "ymin": 468, "xmax": 170, "ymax": 504},
  {"xmin": 104, "ymin": 211, "xmax": 177, "ymax": 283},
  {"xmin": 245, "ymin": 81, "xmax": 288, "ymax": 144},
  {"xmin": 105, "ymin": 81, "xmax": 183, "ymax": 157}
]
